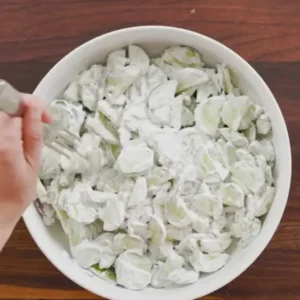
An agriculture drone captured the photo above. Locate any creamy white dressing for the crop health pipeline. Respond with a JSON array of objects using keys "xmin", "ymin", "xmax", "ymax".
[{"xmin": 37, "ymin": 45, "xmax": 276, "ymax": 290}]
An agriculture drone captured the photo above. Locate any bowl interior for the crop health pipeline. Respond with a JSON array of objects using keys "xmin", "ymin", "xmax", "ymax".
[{"xmin": 23, "ymin": 26, "xmax": 291, "ymax": 300}]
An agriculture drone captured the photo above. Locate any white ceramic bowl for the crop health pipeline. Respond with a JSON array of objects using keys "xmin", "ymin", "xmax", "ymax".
[{"xmin": 23, "ymin": 26, "xmax": 291, "ymax": 300}]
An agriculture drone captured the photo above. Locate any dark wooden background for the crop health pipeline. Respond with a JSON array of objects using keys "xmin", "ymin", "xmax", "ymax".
[{"xmin": 0, "ymin": 0, "xmax": 299, "ymax": 299}]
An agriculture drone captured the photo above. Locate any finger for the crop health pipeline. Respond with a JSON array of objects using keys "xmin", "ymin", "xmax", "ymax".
[
  {"xmin": 0, "ymin": 115, "xmax": 23, "ymax": 156},
  {"xmin": 0, "ymin": 112, "xmax": 21, "ymax": 141},
  {"xmin": 21, "ymin": 94, "xmax": 52, "ymax": 124},
  {"xmin": 42, "ymin": 109, "xmax": 52, "ymax": 123},
  {"xmin": 0, "ymin": 110, "xmax": 11, "ymax": 127},
  {"xmin": 9, "ymin": 116, "xmax": 23, "ymax": 140},
  {"xmin": 22, "ymin": 98, "xmax": 44, "ymax": 171}
]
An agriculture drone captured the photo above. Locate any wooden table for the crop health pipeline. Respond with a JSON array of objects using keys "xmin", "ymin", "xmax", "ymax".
[{"xmin": 0, "ymin": 0, "xmax": 299, "ymax": 299}]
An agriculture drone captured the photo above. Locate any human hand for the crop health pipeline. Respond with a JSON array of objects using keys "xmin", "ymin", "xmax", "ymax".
[{"xmin": 0, "ymin": 94, "xmax": 51, "ymax": 250}]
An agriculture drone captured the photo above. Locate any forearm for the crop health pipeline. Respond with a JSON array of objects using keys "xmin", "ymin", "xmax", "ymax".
[
  {"xmin": 0, "ymin": 220, "xmax": 16, "ymax": 251},
  {"xmin": 0, "ymin": 201, "xmax": 23, "ymax": 251}
]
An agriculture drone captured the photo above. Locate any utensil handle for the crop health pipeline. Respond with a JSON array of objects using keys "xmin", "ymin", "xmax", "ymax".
[{"xmin": 0, "ymin": 79, "xmax": 24, "ymax": 116}]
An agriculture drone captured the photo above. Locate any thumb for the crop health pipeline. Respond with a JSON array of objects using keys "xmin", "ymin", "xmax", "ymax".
[
  {"xmin": 21, "ymin": 94, "xmax": 52, "ymax": 123},
  {"xmin": 22, "ymin": 98, "xmax": 44, "ymax": 171}
]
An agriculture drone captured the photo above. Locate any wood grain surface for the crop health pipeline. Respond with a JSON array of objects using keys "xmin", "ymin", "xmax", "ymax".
[{"xmin": 0, "ymin": 0, "xmax": 299, "ymax": 299}]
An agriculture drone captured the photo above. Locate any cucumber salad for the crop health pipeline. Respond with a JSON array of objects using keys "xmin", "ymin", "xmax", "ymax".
[{"xmin": 36, "ymin": 45, "xmax": 276, "ymax": 290}]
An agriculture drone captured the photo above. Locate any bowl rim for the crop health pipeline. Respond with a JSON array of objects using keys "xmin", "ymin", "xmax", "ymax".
[{"xmin": 23, "ymin": 25, "xmax": 292, "ymax": 300}]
